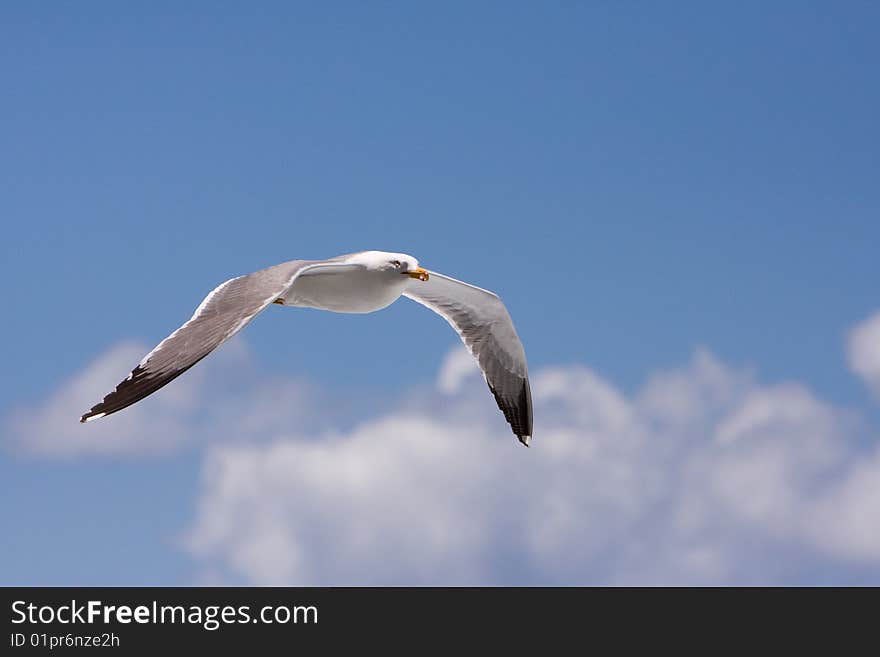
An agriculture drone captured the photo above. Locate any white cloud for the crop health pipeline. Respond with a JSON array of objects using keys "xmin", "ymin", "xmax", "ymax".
[
  {"xmin": 807, "ymin": 449, "xmax": 880, "ymax": 561},
  {"xmin": 182, "ymin": 347, "xmax": 880, "ymax": 585},
  {"xmin": 8, "ymin": 328, "xmax": 880, "ymax": 584},
  {"xmin": 848, "ymin": 311, "xmax": 880, "ymax": 398}
]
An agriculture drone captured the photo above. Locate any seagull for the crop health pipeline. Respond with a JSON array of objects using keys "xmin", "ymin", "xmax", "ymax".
[{"xmin": 80, "ymin": 251, "xmax": 533, "ymax": 446}]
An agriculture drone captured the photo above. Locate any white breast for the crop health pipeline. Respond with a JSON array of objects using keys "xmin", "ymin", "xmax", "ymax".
[{"xmin": 284, "ymin": 268, "xmax": 408, "ymax": 314}]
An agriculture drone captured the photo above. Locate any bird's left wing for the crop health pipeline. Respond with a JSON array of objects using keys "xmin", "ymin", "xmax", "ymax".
[
  {"xmin": 403, "ymin": 270, "xmax": 533, "ymax": 446},
  {"xmin": 80, "ymin": 260, "xmax": 358, "ymax": 423}
]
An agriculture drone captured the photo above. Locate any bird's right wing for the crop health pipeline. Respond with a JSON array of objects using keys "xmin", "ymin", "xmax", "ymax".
[
  {"xmin": 403, "ymin": 270, "xmax": 533, "ymax": 446},
  {"xmin": 80, "ymin": 260, "xmax": 358, "ymax": 423}
]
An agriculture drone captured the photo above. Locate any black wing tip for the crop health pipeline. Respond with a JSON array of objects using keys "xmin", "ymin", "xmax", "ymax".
[
  {"xmin": 79, "ymin": 364, "xmax": 147, "ymax": 424},
  {"xmin": 79, "ymin": 408, "xmax": 107, "ymax": 423},
  {"xmin": 79, "ymin": 361, "xmax": 204, "ymax": 426},
  {"xmin": 488, "ymin": 376, "xmax": 533, "ymax": 447}
]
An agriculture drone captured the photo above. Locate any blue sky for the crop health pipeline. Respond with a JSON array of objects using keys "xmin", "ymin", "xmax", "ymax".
[{"xmin": 2, "ymin": 3, "xmax": 880, "ymax": 585}]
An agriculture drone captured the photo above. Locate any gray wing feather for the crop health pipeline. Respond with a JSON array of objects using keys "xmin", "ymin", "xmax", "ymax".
[
  {"xmin": 80, "ymin": 260, "xmax": 344, "ymax": 422},
  {"xmin": 403, "ymin": 271, "xmax": 533, "ymax": 446}
]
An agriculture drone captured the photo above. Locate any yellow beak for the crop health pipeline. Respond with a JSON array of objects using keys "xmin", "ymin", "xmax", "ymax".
[{"xmin": 405, "ymin": 267, "xmax": 430, "ymax": 282}]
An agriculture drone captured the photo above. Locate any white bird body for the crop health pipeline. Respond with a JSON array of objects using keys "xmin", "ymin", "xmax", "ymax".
[{"xmin": 284, "ymin": 251, "xmax": 419, "ymax": 314}]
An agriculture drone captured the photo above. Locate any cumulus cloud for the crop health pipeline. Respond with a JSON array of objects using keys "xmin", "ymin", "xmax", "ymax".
[
  {"xmin": 8, "ymin": 330, "xmax": 880, "ymax": 584},
  {"xmin": 848, "ymin": 311, "xmax": 880, "ymax": 398},
  {"xmin": 182, "ymin": 347, "xmax": 880, "ymax": 585}
]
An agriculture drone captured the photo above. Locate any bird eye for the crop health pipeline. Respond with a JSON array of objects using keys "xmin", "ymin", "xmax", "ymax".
[{"xmin": 390, "ymin": 260, "xmax": 401, "ymax": 267}]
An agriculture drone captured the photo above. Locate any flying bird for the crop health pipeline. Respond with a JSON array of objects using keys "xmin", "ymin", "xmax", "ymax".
[{"xmin": 80, "ymin": 251, "xmax": 533, "ymax": 446}]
